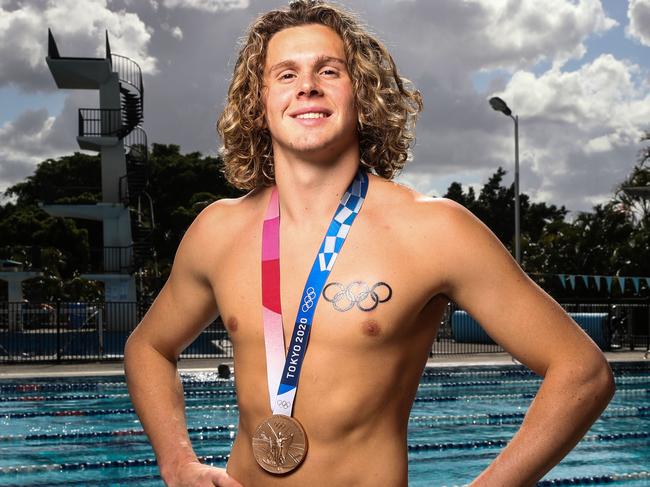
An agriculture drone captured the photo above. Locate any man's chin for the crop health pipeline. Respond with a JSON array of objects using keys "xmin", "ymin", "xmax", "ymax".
[{"xmin": 285, "ymin": 141, "xmax": 339, "ymax": 158}]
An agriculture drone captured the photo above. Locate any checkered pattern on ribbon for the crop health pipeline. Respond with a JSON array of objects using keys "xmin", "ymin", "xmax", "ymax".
[{"xmin": 317, "ymin": 174, "xmax": 367, "ymax": 272}]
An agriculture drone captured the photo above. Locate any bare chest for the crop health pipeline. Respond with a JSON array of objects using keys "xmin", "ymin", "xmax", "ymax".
[{"xmin": 210, "ymin": 215, "xmax": 446, "ymax": 352}]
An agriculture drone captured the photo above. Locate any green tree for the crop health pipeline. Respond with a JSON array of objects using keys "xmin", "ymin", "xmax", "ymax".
[
  {"xmin": 444, "ymin": 166, "xmax": 567, "ymax": 267},
  {"xmin": 0, "ymin": 145, "xmax": 244, "ymax": 299},
  {"xmin": 6, "ymin": 153, "xmax": 101, "ymax": 206},
  {"xmin": 146, "ymin": 144, "xmax": 244, "ymax": 267},
  {"xmin": 443, "ymin": 164, "xmax": 649, "ymax": 298}
]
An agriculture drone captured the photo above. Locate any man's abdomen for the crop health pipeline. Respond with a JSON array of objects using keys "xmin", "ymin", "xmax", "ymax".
[{"xmin": 227, "ymin": 423, "xmax": 409, "ymax": 487}]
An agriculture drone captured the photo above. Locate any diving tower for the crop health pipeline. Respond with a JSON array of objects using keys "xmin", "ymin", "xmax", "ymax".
[{"xmin": 44, "ymin": 30, "xmax": 155, "ymax": 327}]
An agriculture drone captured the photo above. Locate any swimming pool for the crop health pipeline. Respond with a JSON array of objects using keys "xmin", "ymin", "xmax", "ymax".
[{"xmin": 0, "ymin": 362, "xmax": 648, "ymax": 486}]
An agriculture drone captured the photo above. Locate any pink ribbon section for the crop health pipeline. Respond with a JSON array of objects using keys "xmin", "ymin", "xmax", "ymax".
[{"xmin": 261, "ymin": 188, "xmax": 286, "ymax": 410}]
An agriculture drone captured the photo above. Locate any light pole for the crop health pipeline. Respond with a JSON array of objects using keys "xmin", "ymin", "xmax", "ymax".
[{"xmin": 489, "ymin": 96, "xmax": 521, "ymax": 266}]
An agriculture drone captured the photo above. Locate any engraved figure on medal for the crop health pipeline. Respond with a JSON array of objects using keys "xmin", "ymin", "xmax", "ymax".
[{"xmin": 252, "ymin": 415, "xmax": 307, "ymax": 474}]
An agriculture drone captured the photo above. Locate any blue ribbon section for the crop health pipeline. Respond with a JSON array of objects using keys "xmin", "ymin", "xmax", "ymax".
[{"xmin": 277, "ymin": 170, "xmax": 369, "ymax": 395}]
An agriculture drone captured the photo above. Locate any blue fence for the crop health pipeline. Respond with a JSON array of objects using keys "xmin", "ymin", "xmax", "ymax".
[
  {"xmin": 451, "ymin": 310, "xmax": 610, "ymax": 349},
  {"xmin": 0, "ymin": 301, "xmax": 230, "ymax": 363}
]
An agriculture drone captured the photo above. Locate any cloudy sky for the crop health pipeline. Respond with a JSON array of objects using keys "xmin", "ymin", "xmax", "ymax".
[{"xmin": 1, "ymin": 0, "xmax": 649, "ymax": 220}]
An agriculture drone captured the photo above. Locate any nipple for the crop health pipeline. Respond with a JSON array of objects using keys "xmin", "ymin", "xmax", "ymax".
[
  {"xmin": 226, "ymin": 316, "xmax": 239, "ymax": 333},
  {"xmin": 362, "ymin": 319, "xmax": 381, "ymax": 337}
]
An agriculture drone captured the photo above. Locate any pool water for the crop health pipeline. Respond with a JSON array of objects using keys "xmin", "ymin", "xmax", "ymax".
[{"xmin": 0, "ymin": 362, "xmax": 648, "ymax": 486}]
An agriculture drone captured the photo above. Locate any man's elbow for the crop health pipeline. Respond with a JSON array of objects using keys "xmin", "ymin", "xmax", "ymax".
[
  {"xmin": 575, "ymin": 352, "xmax": 616, "ymax": 407},
  {"xmin": 123, "ymin": 325, "xmax": 180, "ymax": 367},
  {"xmin": 123, "ymin": 325, "xmax": 157, "ymax": 369},
  {"xmin": 123, "ymin": 326, "xmax": 142, "ymax": 360},
  {"xmin": 123, "ymin": 329, "xmax": 141, "ymax": 374},
  {"xmin": 595, "ymin": 358, "xmax": 616, "ymax": 403}
]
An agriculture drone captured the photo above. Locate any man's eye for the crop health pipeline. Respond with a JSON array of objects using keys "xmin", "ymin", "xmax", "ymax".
[
  {"xmin": 279, "ymin": 73, "xmax": 296, "ymax": 80},
  {"xmin": 320, "ymin": 69, "xmax": 338, "ymax": 76}
]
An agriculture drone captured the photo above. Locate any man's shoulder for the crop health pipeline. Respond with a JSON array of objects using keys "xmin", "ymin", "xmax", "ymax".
[
  {"xmin": 192, "ymin": 187, "xmax": 266, "ymax": 229},
  {"xmin": 178, "ymin": 187, "xmax": 268, "ymax": 255},
  {"xmin": 367, "ymin": 176, "xmax": 484, "ymax": 266},
  {"xmin": 368, "ymin": 175, "xmax": 463, "ymax": 224}
]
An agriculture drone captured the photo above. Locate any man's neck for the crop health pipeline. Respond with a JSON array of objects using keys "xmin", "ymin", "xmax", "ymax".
[{"xmin": 273, "ymin": 150, "xmax": 360, "ymax": 227}]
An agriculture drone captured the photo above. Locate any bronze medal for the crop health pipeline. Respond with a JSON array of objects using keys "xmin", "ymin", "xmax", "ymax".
[{"xmin": 252, "ymin": 414, "xmax": 308, "ymax": 474}]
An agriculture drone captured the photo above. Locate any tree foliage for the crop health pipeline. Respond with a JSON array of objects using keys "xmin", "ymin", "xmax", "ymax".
[
  {"xmin": 146, "ymin": 144, "xmax": 243, "ymax": 266},
  {"xmin": 6, "ymin": 153, "xmax": 101, "ymax": 206},
  {"xmin": 444, "ymin": 156, "xmax": 649, "ymax": 298}
]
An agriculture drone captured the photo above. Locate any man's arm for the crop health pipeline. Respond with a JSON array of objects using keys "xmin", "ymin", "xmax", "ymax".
[
  {"xmin": 124, "ymin": 203, "xmax": 241, "ymax": 487},
  {"xmin": 433, "ymin": 198, "xmax": 615, "ymax": 486}
]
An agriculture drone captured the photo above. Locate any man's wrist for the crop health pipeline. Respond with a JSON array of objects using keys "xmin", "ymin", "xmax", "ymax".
[{"xmin": 159, "ymin": 452, "xmax": 201, "ymax": 484}]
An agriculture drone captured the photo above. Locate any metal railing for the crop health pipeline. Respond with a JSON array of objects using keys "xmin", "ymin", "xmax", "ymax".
[
  {"xmin": 0, "ymin": 301, "xmax": 229, "ymax": 363},
  {"xmin": 78, "ymin": 108, "xmax": 121, "ymax": 137},
  {"xmin": 123, "ymin": 126, "xmax": 148, "ymax": 161},
  {"xmin": 1, "ymin": 300, "xmax": 647, "ymax": 364},
  {"xmin": 111, "ymin": 54, "xmax": 143, "ymax": 96},
  {"xmin": 432, "ymin": 302, "xmax": 505, "ymax": 355}
]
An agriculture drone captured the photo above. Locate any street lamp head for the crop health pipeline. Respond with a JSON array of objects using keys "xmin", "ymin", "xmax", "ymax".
[{"xmin": 489, "ymin": 96, "xmax": 512, "ymax": 117}]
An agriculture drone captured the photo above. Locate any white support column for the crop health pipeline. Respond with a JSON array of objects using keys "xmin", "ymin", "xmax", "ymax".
[{"xmin": 0, "ymin": 271, "xmax": 44, "ymax": 332}]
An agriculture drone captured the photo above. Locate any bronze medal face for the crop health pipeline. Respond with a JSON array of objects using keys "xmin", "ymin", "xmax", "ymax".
[{"xmin": 252, "ymin": 414, "xmax": 308, "ymax": 474}]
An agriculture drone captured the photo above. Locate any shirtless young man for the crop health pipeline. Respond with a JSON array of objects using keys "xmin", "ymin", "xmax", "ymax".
[{"xmin": 123, "ymin": 1, "xmax": 615, "ymax": 486}]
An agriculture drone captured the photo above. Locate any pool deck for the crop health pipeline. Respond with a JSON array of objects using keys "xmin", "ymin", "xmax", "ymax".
[{"xmin": 0, "ymin": 351, "xmax": 647, "ymax": 379}]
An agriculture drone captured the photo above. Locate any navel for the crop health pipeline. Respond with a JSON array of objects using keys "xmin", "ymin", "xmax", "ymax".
[{"xmin": 362, "ymin": 319, "xmax": 381, "ymax": 337}]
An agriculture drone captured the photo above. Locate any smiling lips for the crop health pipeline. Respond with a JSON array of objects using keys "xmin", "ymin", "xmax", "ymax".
[
  {"xmin": 289, "ymin": 107, "xmax": 332, "ymax": 120},
  {"xmin": 295, "ymin": 112, "xmax": 328, "ymax": 119}
]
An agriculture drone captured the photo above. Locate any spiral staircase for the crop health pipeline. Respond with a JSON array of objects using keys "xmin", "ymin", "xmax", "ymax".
[{"xmin": 44, "ymin": 30, "xmax": 156, "ymax": 325}]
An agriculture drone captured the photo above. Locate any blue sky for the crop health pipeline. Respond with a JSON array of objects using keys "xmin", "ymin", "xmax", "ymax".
[
  {"xmin": 1, "ymin": 0, "xmax": 649, "ymax": 220},
  {"xmin": 0, "ymin": 85, "xmax": 65, "ymax": 124}
]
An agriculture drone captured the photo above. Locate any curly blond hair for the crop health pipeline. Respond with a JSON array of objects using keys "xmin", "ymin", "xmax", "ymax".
[{"xmin": 217, "ymin": 0, "xmax": 423, "ymax": 190}]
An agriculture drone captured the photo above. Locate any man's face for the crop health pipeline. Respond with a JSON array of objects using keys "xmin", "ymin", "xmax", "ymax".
[{"xmin": 262, "ymin": 24, "xmax": 358, "ymax": 162}]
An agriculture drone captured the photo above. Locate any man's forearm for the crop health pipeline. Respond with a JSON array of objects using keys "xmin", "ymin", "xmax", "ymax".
[
  {"xmin": 471, "ymin": 357, "xmax": 615, "ymax": 486},
  {"xmin": 124, "ymin": 337, "xmax": 199, "ymax": 482}
]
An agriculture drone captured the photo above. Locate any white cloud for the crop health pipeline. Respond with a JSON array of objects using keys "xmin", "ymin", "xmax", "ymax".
[
  {"xmin": 161, "ymin": 0, "xmax": 248, "ymax": 12},
  {"xmin": 0, "ymin": 92, "xmax": 96, "ymax": 196},
  {"xmin": 473, "ymin": 0, "xmax": 617, "ymax": 69},
  {"xmin": 627, "ymin": 0, "xmax": 650, "ymax": 46},
  {"xmin": 0, "ymin": 0, "xmax": 156, "ymax": 91},
  {"xmin": 394, "ymin": 172, "xmax": 444, "ymax": 197},
  {"xmin": 488, "ymin": 53, "xmax": 650, "ymax": 213},
  {"xmin": 367, "ymin": 0, "xmax": 617, "ymax": 85},
  {"xmin": 170, "ymin": 26, "xmax": 183, "ymax": 39},
  {"xmin": 0, "ymin": 109, "xmax": 56, "ymax": 194},
  {"xmin": 161, "ymin": 22, "xmax": 183, "ymax": 40},
  {"xmin": 495, "ymin": 55, "xmax": 648, "ymax": 131},
  {"xmin": 0, "ymin": 109, "xmax": 55, "ymax": 157}
]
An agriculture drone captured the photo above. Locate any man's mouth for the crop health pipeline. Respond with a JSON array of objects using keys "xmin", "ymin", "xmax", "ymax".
[
  {"xmin": 289, "ymin": 107, "xmax": 333, "ymax": 119},
  {"xmin": 294, "ymin": 112, "xmax": 329, "ymax": 119}
]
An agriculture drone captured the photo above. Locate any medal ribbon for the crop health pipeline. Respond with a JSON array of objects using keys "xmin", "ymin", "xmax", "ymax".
[{"xmin": 261, "ymin": 169, "xmax": 369, "ymax": 416}]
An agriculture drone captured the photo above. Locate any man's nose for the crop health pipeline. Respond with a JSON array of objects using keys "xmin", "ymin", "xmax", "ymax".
[{"xmin": 297, "ymin": 73, "xmax": 322, "ymax": 97}]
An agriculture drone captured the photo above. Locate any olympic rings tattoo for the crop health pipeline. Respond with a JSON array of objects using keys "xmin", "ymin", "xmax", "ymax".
[{"xmin": 322, "ymin": 281, "xmax": 392, "ymax": 312}]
